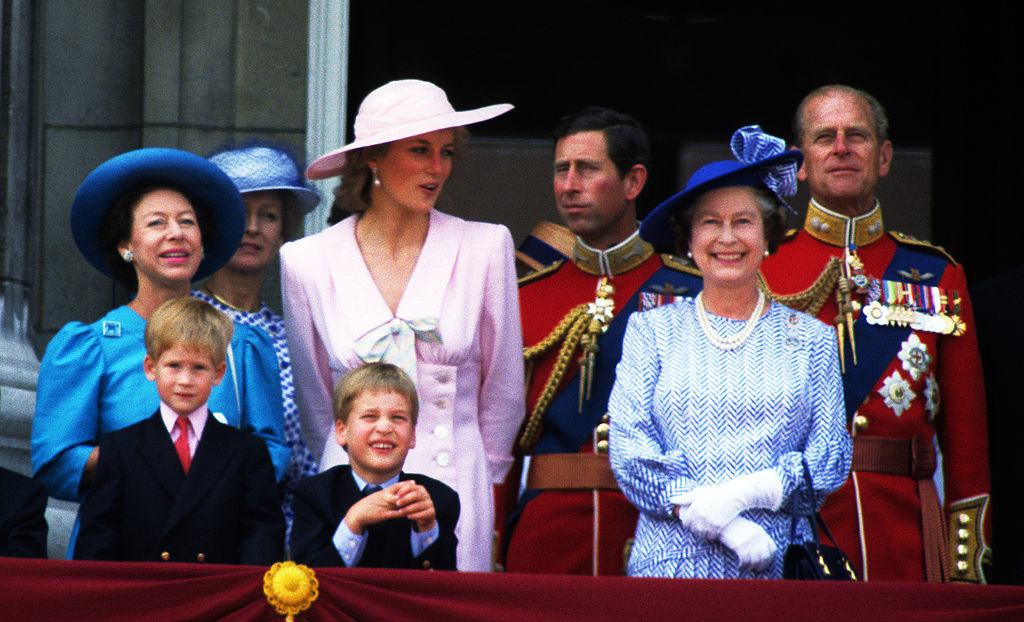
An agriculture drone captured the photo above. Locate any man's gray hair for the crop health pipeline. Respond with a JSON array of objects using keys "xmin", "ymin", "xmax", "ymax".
[{"xmin": 793, "ymin": 84, "xmax": 889, "ymax": 145}]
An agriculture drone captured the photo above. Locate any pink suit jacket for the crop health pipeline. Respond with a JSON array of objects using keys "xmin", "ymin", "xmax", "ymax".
[{"xmin": 280, "ymin": 210, "xmax": 525, "ymax": 572}]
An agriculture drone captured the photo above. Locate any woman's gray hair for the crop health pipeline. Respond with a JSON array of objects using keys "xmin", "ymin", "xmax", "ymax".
[{"xmin": 670, "ymin": 184, "xmax": 788, "ymax": 257}]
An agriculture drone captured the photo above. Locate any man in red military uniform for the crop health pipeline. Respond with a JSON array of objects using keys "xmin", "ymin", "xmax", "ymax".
[
  {"xmin": 501, "ymin": 107, "xmax": 701, "ymax": 575},
  {"xmin": 760, "ymin": 85, "xmax": 991, "ymax": 582}
]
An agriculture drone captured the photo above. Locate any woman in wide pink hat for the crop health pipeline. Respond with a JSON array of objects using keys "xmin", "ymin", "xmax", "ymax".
[{"xmin": 281, "ymin": 79, "xmax": 524, "ymax": 571}]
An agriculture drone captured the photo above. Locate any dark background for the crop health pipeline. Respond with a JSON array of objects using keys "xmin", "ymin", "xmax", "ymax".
[{"xmin": 348, "ymin": 2, "xmax": 1018, "ymax": 284}]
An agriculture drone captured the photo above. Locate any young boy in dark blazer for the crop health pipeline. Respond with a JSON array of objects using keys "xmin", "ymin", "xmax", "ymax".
[
  {"xmin": 290, "ymin": 362, "xmax": 459, "ymax": 569},
  {"xmin": 74, "ymin": 297, "xmax": 284, "ymax": 564},
  {"xmin": 0, "ymin": 467, "xmax": 48, "ymax": 558}
]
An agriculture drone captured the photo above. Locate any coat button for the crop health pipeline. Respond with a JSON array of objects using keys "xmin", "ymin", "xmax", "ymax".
[
  {"xmin": 433, "ymin": 424, "xmax": 450, "ymax": 439},
  {"xmin": 436, "ymin": 451, "xmax": 451, "ymax": 467},
  {"xmin": 852, "ymin": 415, "xmax": 869, "ymax": 432},
  {"xmin": 196, "ymin": 553, "xmax": 206, "ymax": 562},
  {"xmin": 161, "ymin": 551, "xmax": 170, "ymax": 561}
]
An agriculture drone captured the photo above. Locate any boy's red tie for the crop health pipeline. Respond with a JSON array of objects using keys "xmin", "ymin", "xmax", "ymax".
[{"xmin": 174, "ymin": 417, "xmax": 191, "ymax": 473}]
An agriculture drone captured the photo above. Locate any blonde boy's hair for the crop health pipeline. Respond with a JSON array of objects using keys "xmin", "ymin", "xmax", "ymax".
[
  {"xmin": 332, "ymin": 362, "xmax": 419, "ymax": 425},
  {"xmin": 144, "ymin": 296, "xmax": 234, "ymax": 364}
]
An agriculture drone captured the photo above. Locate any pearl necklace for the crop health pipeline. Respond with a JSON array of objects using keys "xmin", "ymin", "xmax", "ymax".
[{"xmin": 694, "ymin": 290, "xmax": 766, "ymax": 351}]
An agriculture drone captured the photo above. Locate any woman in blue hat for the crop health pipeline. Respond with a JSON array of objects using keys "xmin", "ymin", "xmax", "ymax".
[
  {"xmin": 32, "ymin": 149, "xmax": 290, "ymax": 520},
  {"xmin": 195, "ymin": 141, "xmax": 321, "ymax": 529},
  {"xmin": 608, "ymin": 126, "xmax": 851, "ymax": 578}
]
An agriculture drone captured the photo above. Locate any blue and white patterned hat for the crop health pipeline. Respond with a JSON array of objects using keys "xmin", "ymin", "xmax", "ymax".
[
  {"xmin": 208, "ymin": 145, "xmax": 320, "ymax": 214},
  {"xmin": 640, "ymin": 125, "xmax": 802, "ymax": 249}
]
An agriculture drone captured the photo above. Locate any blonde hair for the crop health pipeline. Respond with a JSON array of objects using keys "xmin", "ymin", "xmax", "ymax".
[
  {"xmin": 144, "ymin": 296, "xmax": 234, "ymax": 364},
  {"xmin": 332, "ymin": 362, "xmax": 419, "ymax": 424}
]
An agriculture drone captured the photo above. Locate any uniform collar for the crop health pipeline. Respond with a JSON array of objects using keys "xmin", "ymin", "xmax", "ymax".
[
  {"xmin": 573, "ymin": 228, "xmax": 653, "ymax": 276},
  {"xmin": 803, "ymin": 198, "xmax": 885, "ymax": 248}
]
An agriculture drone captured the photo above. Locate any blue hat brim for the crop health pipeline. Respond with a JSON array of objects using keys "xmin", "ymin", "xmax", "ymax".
[
  {"xmin": 71, "ymin": 148, "xmax": 245, "ymax": 282},
  {"xmin": 640, "ymin": 150, "xmax": 803, "ymax": 250}
]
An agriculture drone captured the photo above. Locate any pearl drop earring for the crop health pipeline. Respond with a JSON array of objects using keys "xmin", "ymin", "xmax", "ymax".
[{"xmin": 122, "ymin": 250, "xmax": 133, "ymax": 263}]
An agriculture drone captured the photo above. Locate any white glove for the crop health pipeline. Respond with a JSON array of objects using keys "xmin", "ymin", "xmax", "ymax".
[
  {"xmin": 671, "ymin": 469, "xmax": 783, "ymax": 540},
  {"xmin": 719, "ymin": 516, "xmax": 777, "ymax": 572}
]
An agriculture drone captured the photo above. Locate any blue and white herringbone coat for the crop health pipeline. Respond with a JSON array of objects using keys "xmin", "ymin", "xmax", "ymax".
[{"xmin": 609, "ymin": 299, "xmax": 851, "ymax": 579}]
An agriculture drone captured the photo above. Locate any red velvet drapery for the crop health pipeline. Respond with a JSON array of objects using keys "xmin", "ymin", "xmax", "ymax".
[{"xmin": 2, "ymin": 558, "xmax": 1023, "ymax": 621}]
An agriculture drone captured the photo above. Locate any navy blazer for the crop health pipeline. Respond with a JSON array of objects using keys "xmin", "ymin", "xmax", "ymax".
[
  {"xmin": 0, "ymin": 467, "xmax": 48, "ymax": 558},
  {"xmin": 290, "ymin": 465, "xmax": 458, "ymax": 570},
  {"xmin": 74, "ymin": 411, "xmax": 284, "ymax": 565}
]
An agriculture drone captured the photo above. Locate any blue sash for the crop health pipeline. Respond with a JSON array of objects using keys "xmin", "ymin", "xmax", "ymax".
[
  {"xmin": 840, "ymin": 245, "xmax": 950, "ymax": 419},
  {"xmin": 532, "ymin": 267, "xmax": 703, "ymax": 455}
]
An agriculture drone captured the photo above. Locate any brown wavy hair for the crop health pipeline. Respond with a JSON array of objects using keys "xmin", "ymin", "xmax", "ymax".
[{"xmin": 327, "ymin": 127, "xmax": 471, "ymax": 224}]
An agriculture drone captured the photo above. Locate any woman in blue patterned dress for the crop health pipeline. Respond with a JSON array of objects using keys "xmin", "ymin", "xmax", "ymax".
[
  {"xmin": 608, "ymin": 126, "xmax": 851, "ymax": 579},
  {"xmin": 195, "ymin": 142, "xmax": 321, "ymax": 528}
]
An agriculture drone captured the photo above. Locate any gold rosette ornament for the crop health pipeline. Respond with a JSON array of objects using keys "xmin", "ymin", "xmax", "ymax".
[{"xmin": 264, "ymin": 561, "xmax": 319, "ymax": 620}]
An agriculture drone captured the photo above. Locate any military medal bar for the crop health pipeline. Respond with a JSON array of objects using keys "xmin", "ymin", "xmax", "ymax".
[{"xmin": 863, "ymin": 279, "xmax": 965, "ymax": 336}]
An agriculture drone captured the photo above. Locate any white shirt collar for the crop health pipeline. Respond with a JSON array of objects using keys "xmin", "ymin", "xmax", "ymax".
[
  {"xmin": 350, "ymin": 469, "xmax": 401, "ymax": 491},
  {"xmin": 160, "ymin": 402, "xmax": 209, "ymax": 441}
]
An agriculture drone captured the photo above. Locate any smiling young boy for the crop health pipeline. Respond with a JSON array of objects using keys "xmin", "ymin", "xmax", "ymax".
[
  {"xmin": 290, "ymin": 362, "xmax": 459, "ymax": 569},
  {"xmin": 74, "ymin": 297, "xmax": 284, "ymax": 564}
]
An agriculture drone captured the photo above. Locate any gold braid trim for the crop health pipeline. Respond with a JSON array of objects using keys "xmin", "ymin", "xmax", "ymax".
[
  {"xmin": 524, "ymin": 303, "xmax": 589, "ymax": 362},
  {"xmin": 759, "ymin": 256, "xmax": 842, "ymax": 317},
  {"xmin": 519, "ymin": 303, "xmax": 591, "ymax": 453}
]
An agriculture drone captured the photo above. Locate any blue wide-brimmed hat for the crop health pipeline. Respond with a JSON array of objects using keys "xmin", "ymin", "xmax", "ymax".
[
  {"xmin": 640, "ymin": 125, "xmax": 803, "ymax": 250},
  {"xmin": 71, "ymin": 147, "xmax": 245, "ymax": 282},
  {"xmin": 208, "ymin": 144, "xmax": 320, "ymax": 214}
]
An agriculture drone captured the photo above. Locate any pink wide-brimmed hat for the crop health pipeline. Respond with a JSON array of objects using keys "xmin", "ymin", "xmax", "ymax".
[{"xmin": 305, "ymin": 79, "xmax": 513, "ymax": 179}]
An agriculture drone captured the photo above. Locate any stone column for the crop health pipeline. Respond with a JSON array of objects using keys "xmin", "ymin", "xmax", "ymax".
[
  {"xmin": 1, "ymin": 0, "xmax": 37, "ymax": 476},
  {"xmin": 305, "ymin": 0, "xmax": 349, "ymax": 235}
]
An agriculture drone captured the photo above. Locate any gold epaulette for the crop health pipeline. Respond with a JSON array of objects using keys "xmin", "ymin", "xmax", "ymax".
[
  {"xmin": 889, "ymin": 231, "xmax": 958, "ymax": 266},
  {"xmin": 518, "ymin": 259, "xmax": 566, "ymax": 287},
  {"xmin": 948, "ymin": 494, "xmax": 992, "ymax": 584},
  {"xmin": 659, "ymin": 253, "xmax": 702, "ymax": 277}
]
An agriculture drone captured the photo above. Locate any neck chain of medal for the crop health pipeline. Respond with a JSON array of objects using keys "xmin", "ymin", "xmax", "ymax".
[
  {"xmin": 694, "ymin": 290, "xmax": 766, "ymax": 351},
  {"xmin": 577, "ymin": 278, "xmax": 616, "ymax": 410}
]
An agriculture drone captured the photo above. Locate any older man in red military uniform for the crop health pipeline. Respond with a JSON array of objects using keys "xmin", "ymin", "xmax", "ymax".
[
  {"xmin": 760, "ymin": 85, "xmax": 990, "ymax": 582},
  {"xmin": 501, "ymin": 107, "xmax": 701, "ymax": 575}
]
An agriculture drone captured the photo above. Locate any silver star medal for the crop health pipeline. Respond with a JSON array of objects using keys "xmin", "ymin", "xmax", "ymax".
[
  {"xmin": 898, "ymin": 333, "xmax": 932, "ymax": 381},
  {"xmin": 879, "ymin": 370, "xmax": 915, "ymax": 417},
  {"xmin": 924, "ymin": 374, "xmax": 940, "ymax": 421}
]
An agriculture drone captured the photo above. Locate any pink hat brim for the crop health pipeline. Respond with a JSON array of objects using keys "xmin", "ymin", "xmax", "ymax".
[{"xmin": 306, "ymin": 103, "xmax": 513, "ymax": 179}]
